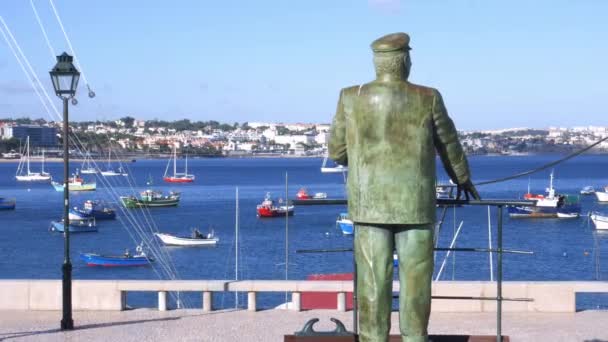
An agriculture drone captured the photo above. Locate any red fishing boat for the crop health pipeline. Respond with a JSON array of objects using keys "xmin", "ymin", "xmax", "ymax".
[
  {"xmin": 256, "ymin": 193, "xmax": 294, "ymax": 217},
  {"xmin": 296, "ymin": 188, "xmax": 311, "ymax": 199}
]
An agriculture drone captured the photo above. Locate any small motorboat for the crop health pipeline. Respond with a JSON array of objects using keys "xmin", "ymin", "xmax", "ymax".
[
  {"xmin": 50, "ymin": 217, "xmax": 97, "ymax": 233},
  {"xmin": 590, "ymin": 212, "xmax": 608, "ymax": 230},
  {"xmin": 556, "ymin": 211, "xmax": 580, "ymax": 219},
  {"xmin": 257, "ymin": 193, "xmax": 294, "ymax": 217},
  {"xmin": 69, "ymin": 200, "xmax": 116, "ymax": 220},
  {"xmin": 80, "ymin": 245, "xmax": 153, "ymax": 267},
  {"xmin": 580, "ymin": 186, "xmax": 595, "ymax": 195},
  {"xmin": 336, "ymin": 213, "xmax": 353, "ymax": 235},
  {"xmin": 0, "ymin": 197, "xmax": 16, "ymax": 210},
  {"xmin": 313, "ymin": 192, "xmax": 328, "ymax": 199},
  {"xmin": 155, "ymin": 229, "xmax": 219, "ymax": 246},
  {"xmin": 296, "ymin": 188, "xmax": 311, "ymax": 200}
]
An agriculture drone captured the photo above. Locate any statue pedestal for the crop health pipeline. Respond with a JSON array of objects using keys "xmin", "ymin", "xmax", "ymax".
[{"xmin": 284, "ymin": 335, "xmax": 509, "ymax": 342}]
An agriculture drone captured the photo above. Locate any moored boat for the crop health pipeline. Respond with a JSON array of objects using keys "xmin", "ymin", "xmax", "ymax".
[
  {"xmin": 320, "ymin": 154, "xmax": 348, "ymax": 173},
  {"xmin": 0, "ymin": 197, "xmax": 16, "ymax": 210},
  {"xmin": 49, "ymin": 217, "xmax": 97, "ymax": 233},
  {"xmin": 336, "ymin": 213, "xmax": 353, "ymax": 235},
  {"xmin": 80, "ymin": 152, "xmax": 97, "ymax": 174},
  {"xmin": 594, "ymin": 187, "xmax": 608, "ymax": 202},
  {"xmin": 590, "ymin": 212, "xmax": 608, "ymax": 230},
  {"xmin": 80, "ymin": 245, "xmax": 153, "ymax": 266},
  {"xmin": 120, "ymin": 190, "xmax": 180, "ymax": 208},
  {"xmin": 296, "ymin": 188, "xmax": 311, "ymax": 200},
  {"xmin": 163, "ymin": 145, "xmax": 195, "ymax": 183},
  {"xmin": 580, "ymin": 186, "xmax": 595, "ymax": 195},
  {"xmin": 155, "ymin": 229, "xmax": 218, "ymax": 246},
  {"xmin": 100, "ymin": 148, "xmax": 128, "ymax": 176},
  {"xmin": 508, "ymin": 171, "xmax": 580, "ymax": 218},
  {"xmin": 256, "ymin": 193, "xmax": 294, "ymax": 217},
  {"xmin": 52, "ymin": 173, "xmax": 96, "ymax": 192},
  {"xmin": 15, "ymin": 138, "xmax": 51, "ymax": 182},
  {"xmin": 69, "ymin": 200, "xmax": 116, "ymax": 220}
]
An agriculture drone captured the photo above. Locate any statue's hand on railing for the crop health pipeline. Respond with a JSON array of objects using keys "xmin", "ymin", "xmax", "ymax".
[{"xmin": 457, "ymin": 179, "xmax": 481, "ymax": 200}]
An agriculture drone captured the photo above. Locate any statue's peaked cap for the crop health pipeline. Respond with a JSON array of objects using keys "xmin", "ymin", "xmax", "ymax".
[{"xmin": 371, "ymin": 32, "xmax": 411, "ymax": 52}]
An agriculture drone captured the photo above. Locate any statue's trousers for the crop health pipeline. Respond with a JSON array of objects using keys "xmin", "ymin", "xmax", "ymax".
[{"xmin": 355, "ymin": 223, "xmax": 433, "ymax": 342}]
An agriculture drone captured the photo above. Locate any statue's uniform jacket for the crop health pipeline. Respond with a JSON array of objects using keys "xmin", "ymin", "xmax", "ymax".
[{"xmin": 329, "ymin": 81, "xmax": 471, "ymax": 225}]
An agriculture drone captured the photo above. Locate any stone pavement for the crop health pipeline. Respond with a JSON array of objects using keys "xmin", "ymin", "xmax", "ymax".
[{"xmin": 0, "ymin": 309, "xmax": 606, "ymax": 341}]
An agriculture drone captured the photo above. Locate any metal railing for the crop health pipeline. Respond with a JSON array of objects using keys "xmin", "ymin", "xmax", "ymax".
[{"xmin": 293, "ymin": 198, "xmax": 536, "ymax": 342}]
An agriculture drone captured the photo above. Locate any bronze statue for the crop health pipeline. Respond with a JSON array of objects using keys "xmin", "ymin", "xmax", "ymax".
[{"xmin": 329, "ymin": 32, "xmax": 479, "ymax": 342}]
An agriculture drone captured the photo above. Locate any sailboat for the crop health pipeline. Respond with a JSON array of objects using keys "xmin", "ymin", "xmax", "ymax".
[
  {"xmin": 15, "ymin": 137, "xmax": 52, "ymax": 182},
  {"xmin": 100, "ymin": 148, "xmax": 127, "ymax": 177},
  {"xmin": 320, "ymin": 154, "xmax": 347, "ymax": 173},
  {"xmin": 80, "ymin": 152, "xmax": 97, "ymax": 174},
  {"xmin": 163, "ymin": 145, "xmax": 195, "ymax": 183}
]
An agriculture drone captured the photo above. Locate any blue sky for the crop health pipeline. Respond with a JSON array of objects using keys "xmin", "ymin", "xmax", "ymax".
[{"xmin": 0, "ymin": 0, "xmax": 607, "ymax": 130}]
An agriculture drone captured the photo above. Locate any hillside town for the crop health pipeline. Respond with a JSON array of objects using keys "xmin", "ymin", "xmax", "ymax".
[{"xmin": 2, "ymin": 117, "xmax": 608, "ymax": 158}]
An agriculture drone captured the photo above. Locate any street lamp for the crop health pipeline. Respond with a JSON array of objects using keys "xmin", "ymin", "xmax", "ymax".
[{"xmin": 50, "ymin": 52, "xmax": 79, "ymax": 331}]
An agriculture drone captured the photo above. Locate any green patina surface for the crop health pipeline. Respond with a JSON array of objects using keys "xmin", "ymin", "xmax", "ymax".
[{"xmin": 328, "ymin": 32, "xmax": 477, "ymax": 342}]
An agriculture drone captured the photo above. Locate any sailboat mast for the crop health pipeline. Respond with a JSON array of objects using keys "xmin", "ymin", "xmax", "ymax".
[
  {"xmin": 173, "ymin": 145, "xmax": 177, "ymax": 177},
  {"xmin": 235, "ymin": 186, "xmax": 239, "ymax": 308},
  {"xmin": 26, "ymin": 137, "xmax": 31, "ymax": 174},
  {"xmin": 42, "ymin": 149, "xmax": 46, "ymax": 173}
]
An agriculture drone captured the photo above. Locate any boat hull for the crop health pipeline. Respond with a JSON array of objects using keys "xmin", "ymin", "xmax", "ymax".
[
  {"xmin": 257, "ymin": 206, "xmax": 294, "ymax": 217},
  {"xmin": 15, "ymin": 174, "xmax": 51, "ymax": 182},
  {"xmin": 155, "ymin": 233, "xmax": 218, "ymax": 246},
  {"xmin": 595, "ymin": 191, "xmax": 608, "ymax": 202},
  {"xmin": 80, "ymin": 253, "xmax": 152, "ymax": 267},
  {"xmin": 120, "ymin": 196, "xmax": 180, "ymax": 208},
  {"xmin": 337, "ymin": 219, "xmax": 353, "ymax": 235},
  {"xmin": 50, "ymin": 220, "xmax": 97, "ymax": 233},
  {"xmin": 163, "ymin": 176, "xmax": 194, "ymax": 183},
  {"xmin": 591, "ymin": 213, "xmax": 608, "ymax": 230},
  {"xmin": 69, "ymin": 208, "xmax": 116, "ymax": 220},
  {"xmin": 508, "ymin": 202, "xmax": 581, "ymax": 218},
  {"xmin": 80, "ymin": 169, "xmax": 97, "ymax": 174},
  {"xmin": 320, "ymin": 167, "xmax": 348, "ymax": 173},
  {"xmin": 0, "ymin": 198, "xmax": 16, "ymax": 210},
  {"xmin": 52, "ymin": 181, "xmax": 96, "ymax": 192}
]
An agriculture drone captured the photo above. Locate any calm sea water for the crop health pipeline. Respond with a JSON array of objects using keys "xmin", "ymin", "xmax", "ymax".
[{"xmin": 0, "ymin": 155, "xmax": 607, "ymax": 309}]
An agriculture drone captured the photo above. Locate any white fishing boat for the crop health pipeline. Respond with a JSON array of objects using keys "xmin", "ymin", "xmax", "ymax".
[
  {"xmin": 100, "ymin": 148, "xmax": 127, "ymax": 176},
  {"xmin": 15, "ymin": 137, "xmax": 51, "ymax": 182},
  {"xmin": 595, "ymin": 187, "xmax": 608, "ymax": 202},
  {"xmin": 590, "ymin": 212, "xmax": 608, "ymax": 230},
  {"xmin": 80, "ymin": 152, "xmax": 97, "ymax": 174},
  {"xmin": 155, "ymin": 230, "xmax": 218, "ymax": 246},
  {"xmin": 580, "ymin": 186, "xmax": 595, "ymax": 195},
  {"xmin": 320, "ymin": 154, "xmax": 347, "ymax": 173}
]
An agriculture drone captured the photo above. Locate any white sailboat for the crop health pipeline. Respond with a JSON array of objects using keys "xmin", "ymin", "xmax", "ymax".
[
  {"xmin": 100, "ymin": 148, "xmax": 127, "ymax": 176},
  {"xmin": 320, "ymin": 154, "xmax": 347, "ymax": 173},
  {"xmin": 15, "ymin": 137, "xmax": 52, "ymax": 182},
  {"xmin": 163, "ymin": 145, "xmax": 195, "ymax": 183},
  {"xmin": 80, "ymin": 152, "xmax": 97, "ymax": 174}
]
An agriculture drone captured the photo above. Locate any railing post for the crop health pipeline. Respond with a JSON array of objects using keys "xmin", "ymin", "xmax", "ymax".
[
  {"xmin": 292, "ymin": 292, "xmax": 301, "ymax": 311},
  {"xmin": 202, "ymin": 291, "xmax": 213, "ymax": 312},
  {"xmin": 247, "ymin": 291, "xmax": 256, "ymax": 312},
  {"xmin": 158, "ymin": 291, "xmax": 167, "ymax": 311},
  {"xmin": 497, "ymin": 205, "xmax": 503, "ymax": 342},
  {"xmin": 337, "ymin": 292, "xmax": 346, "ymax": 312}
]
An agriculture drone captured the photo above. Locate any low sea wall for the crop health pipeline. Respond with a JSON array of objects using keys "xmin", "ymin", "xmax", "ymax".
[{"xmin": 1, "ymin": 280, "xmax": 606, "ymax": 312}]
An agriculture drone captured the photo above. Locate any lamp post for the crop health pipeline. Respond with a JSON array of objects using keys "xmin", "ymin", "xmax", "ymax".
[{"xmin": 50, "ymin": 52, "xmax": 80, "ymax": 331}]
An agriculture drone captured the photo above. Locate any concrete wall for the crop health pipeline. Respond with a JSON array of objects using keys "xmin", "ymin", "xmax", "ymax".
[{"xmin": 0, "ymin": 279, "xmax": 606, "ymax": 312}]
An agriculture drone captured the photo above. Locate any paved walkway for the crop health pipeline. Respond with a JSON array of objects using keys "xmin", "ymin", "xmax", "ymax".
[{"xmin": 0, "ymin": 309, "xmax": 606, "ymax": 341}]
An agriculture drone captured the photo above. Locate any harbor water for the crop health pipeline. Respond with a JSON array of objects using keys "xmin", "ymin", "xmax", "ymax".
[{"xmin": 0, "ymin": 155, "xmax": 607, "ymax": 310}]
